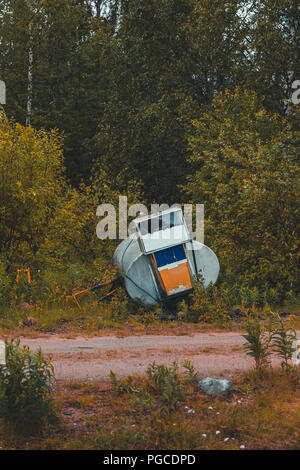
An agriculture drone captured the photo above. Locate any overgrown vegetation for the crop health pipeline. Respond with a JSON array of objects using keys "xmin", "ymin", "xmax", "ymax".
[
  {"xmin": 243, "ymin": 311, "xmax": 297, "ymax": 373},
  {"xmin": 0, "ymin": 339, "xmax": 56, "ymax": 435},
  {"xmin": 184, "ymin": 89, "xmax": 299, "ymax": 299},
  {"xmin": 0, "ymin": 0, "xmax": 299, "ymax": 320},
  {"xmin": 243, "ymin": 315, "xmax": 272, "ymax": 372},
  {"xmin": 1, "ymin": 278, "xmax": 300, "ymax": 335},
  {"xmin": 1, "ymin": 361, "xmax": 300, "ymax": 449},
  {"xmin": 271, "ymin": 313, "xmax": 297, "ymax": 373},
  {"xmin": 0, "ymin": 320, "xmax": 299, "ymax": 447},
  {"xmin": 0, "ymin": 0, "xmax": 298, "ymax": 450}
]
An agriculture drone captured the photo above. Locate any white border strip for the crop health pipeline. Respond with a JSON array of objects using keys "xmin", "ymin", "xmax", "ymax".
[{"xmin": 158, "ymin": 259, "xmax": 187, "ymax": 271}]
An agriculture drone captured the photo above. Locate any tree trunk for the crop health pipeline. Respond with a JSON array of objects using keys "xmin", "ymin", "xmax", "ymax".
[{"xmin": 26, "ymin": 19, "xmax": 33, "ymax": 127}]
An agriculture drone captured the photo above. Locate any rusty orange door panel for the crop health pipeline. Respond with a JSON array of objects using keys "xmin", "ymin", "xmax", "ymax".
[{"xmin": 158, "ymin": 261, "xmax": 193, "ymax": 296}]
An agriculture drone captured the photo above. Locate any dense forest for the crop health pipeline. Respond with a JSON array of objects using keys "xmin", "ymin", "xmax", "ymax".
[{"xmin": 0, "ymin": 0, "xmax": 299, "ymax": 309}]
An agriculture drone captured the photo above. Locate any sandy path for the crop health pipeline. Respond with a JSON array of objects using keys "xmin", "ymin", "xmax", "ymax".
[{"xmin": 16, "ymin": 331, "xmax": 300, "ymax": 382}]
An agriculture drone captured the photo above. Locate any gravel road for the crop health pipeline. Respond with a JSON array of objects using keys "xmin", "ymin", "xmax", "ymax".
[{"xmin": 15, "ymin": 331, "xmax": 299, "ymax": 382}]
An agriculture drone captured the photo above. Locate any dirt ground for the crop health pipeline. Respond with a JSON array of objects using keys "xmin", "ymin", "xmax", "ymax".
[{"xmin": 16, "ymin": 330, "xmax": 300, "ymax": 382}]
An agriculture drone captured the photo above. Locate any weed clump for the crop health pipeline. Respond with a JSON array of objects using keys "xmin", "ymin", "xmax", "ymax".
[
  {"xmin": 109, "ymin": 361, "xmax": 197, "ymax": 417},
  {"xmin": 243, "ymin": 315, "xmax": 272, "ymax": 372},
  {"xmin": 270, "ymin": 313, "xmax": 297, "ymax": 374},
  {"xmin": 243, "ymin": 311, "xmax": 297, "ymax": 374},
  {"xmin": 187, "ymin": 277, "xmax": 232, "ymax": 327},
  {"xmin": 146, "ymin": 362, "xmax": 183, "ymax": 415},
  {"xmin": 0, "ymin": 339, "xmax": 57, "ymax": 435}
]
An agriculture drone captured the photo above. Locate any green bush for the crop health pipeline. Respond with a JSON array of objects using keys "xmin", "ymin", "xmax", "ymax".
[
  {"xmin": 0, "ymin": 263, "xmax": 13, "ymax": 306},
  {"xmin": 146, "ymin": 361, "xmax": 183, "ymax": 415},
  {"xmin": 270, "ymin": 312, "xmax": 297, "ymax": 373},
  {"xmin": 218, "ymin": 282, "xmax": 287, "ymax": 308},
  {"xmin": 184, "ymin": 89, "xmax": 299, "ymax": 300},
  {"xmin": 188, "ymin": 278, "xmax": 232, "ymax": 326},
  {"xmin": 0, "ymin": 339, "xmax": 56, "ymax": 434},
  {"xmin": 242, "ymin": 311, "xmax": 297, "ymax": 375},
  {"xmin": 243, "ymin": 314, "xmax": 272, "ymax": 372}
]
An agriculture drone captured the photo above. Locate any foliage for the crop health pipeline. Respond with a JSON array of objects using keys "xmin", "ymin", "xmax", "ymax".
[
  {"xmin": 244, "ymin": 0, "xmax": 299, "ymax": 113},
  {"xmin": 182, "ymin": 359, "xmax": 198, "ymax": 384},
  {"xmin": 243, "ymin": 314, "xmax": 272, "ymax": 372},
  {"xmin": 94, "ymin": 0, "xmax": 196, "ymax": 202},
  {"xmin": 1, "ymin": 0, "xmax": 299, "ymax": 193},
  {"xmin": 0, "ymin": 1, "xmax": 298, "ymax": 309},
  {"xmin": 243, "ymin": 310, "xmax": 298, "ymax": 374},
  {"xmin": 0, "ymin": 339, "xmax": 56, "ymax": 434},
  {"xmin": 0, "ymin": 262, "xmax": 12, "ymax": 305},
  {"xmin": 108, "ymin": 371, "xmax": 139, "ymax": 394},
  {"xmin": 270, "ymin": 312, "xmax": 297, "ymax": 373},
  {"xmin": 109, "ymin": 361, "xmax": 186, "ymax": 417},
  {"xmin": 4, "ymin": 364, "xmax": 300, "ymax": 450},
  {"xmin": 184, "ymin": 89, "xmax": 299, "ymax": 298},
  {"xmin": 188, "ymin": 277, "xmax": 232, "ymax": 326},
  {"xmin": 145, "ymin": 361, "xmax": 183, "ymax": 415},
  {"xmin": 0, "ymin": 110, "xmax": 145, "ymax": 308},
  {"xmin": 0, "ymin": 110, "xmax": 65, "ymax": 270}
]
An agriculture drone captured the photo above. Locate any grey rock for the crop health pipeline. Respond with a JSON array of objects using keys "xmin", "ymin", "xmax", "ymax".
[{"xmin": 198, "ymin": 376, "xmax": 232, "ymax": 395}]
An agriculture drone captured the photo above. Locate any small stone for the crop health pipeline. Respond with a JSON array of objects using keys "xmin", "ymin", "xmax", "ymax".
[
  {"xmin": 224, "ymin": 438, "xmax": 230, "ymax": 442},
  {"xmin": 202, "ymin": 434, "xmax": 207, "ymax": 438},
  {"xmin": 198, "ymin": 376, "xmax": 232, "ymax": 395},
  {"xmin": 240, "ymin": 445, "xmax": 245, "ymax": 449},
  {"xmin": 216, "ymin": 431, "xmax": 221, "ymax": 435}
]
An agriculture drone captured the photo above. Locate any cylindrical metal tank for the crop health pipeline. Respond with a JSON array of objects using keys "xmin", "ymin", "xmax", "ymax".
[{"xmin": 113, "ymin": 235, "xmax": 220, "ymax": 306}]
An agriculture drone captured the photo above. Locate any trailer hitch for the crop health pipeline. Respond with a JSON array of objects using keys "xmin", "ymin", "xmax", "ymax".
[{"xmin": 72, "ymin": 277, "xmax": 122, "ymax": 309}]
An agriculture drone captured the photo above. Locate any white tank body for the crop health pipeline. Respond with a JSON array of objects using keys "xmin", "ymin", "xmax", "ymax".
[{"xmin": 113, "ymin": 235, "xmax": 220, "ymax": 306}]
